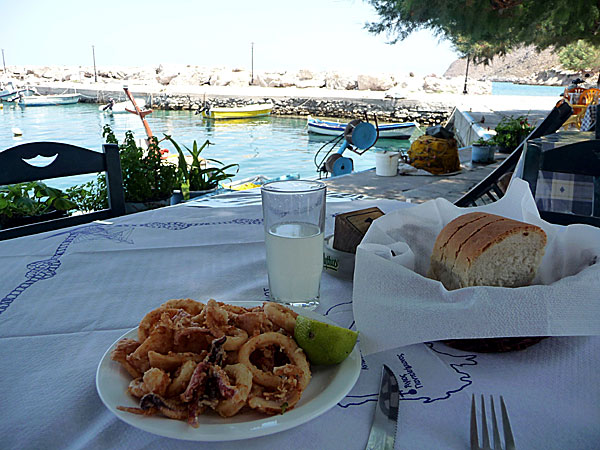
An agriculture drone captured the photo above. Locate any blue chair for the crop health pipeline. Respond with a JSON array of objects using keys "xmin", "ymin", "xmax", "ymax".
[{"xmin": 0, "ymin": 142, "xmax": 125, "ymax": 240}]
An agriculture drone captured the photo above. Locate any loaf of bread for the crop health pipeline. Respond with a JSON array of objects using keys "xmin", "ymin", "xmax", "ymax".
[{"xmin": 428, "ymin": 212, "xmax": 547, "ymax": 290}]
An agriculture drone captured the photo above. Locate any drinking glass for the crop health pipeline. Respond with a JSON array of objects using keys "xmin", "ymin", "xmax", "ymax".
[{"xmin": 261, "ymin": 180, "xmax": 326, "ymax": 308}]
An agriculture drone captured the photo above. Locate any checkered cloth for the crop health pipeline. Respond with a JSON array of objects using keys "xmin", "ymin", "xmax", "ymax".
[
  {"xmin": 581, "ymin": 104, "xmax": 597, "ymax": 131},
  {"xmin": 535, "ymin": 170, "xmax": 595, "ymax": 215}
]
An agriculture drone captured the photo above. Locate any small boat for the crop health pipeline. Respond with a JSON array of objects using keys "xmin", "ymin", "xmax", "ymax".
[
  {"xmin": 307, "ymin": 115, "xmax": 417, "ymax": 139},
  {"xmin": 18, "ymin": 93, "xmax": 81, "ymax": 106},
  {"xmin": 99, "ymin": 98, "xmax": 147, "ymax": 114},
  {"xmin": 0, "ymin": 83, "xmax": 35, "ymax": 102},
  {"xmin": 201, "ymin": 102, "xmax": 273, "ymax": 120}
]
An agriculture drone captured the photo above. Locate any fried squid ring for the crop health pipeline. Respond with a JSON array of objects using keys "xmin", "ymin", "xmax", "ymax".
[
  {"xmin": 223, "ymin": 326, "xmax": 249, "ymax": 351},
  {"xmin": 161, "ymin": 298, "xmax": 204, "ymax": 316},
  {"xmin": 238, "ymin": 332, "xmax": 311, "ymax": 389},
  {"xmin": 214, "ymin": 364, "xmax": 253, "ymax": 418},
  {"xmin": 138, "ymin": 308, "xmax": 180, "ymax": 342},
  {"xmin": 263, "ymin": 302, "xmax": 298, "ymax": 334}
]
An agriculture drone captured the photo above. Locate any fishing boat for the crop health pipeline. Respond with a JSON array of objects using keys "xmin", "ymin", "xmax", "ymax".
[
  {"xmin": 307, "ymin": 115, "xmax": 417, "ymax": 139},
  {"xmin": 99, "ymin": 98, "xmax": 147, "ymax": 114},
  {"xmin": 18, "ymin": 93, "xmax": 81, "ymax": 106},
  {"xmin": 0, "ymin": 83, "xmax": 35, "ymax": 102},
  {"xmin": 201, "ymin": 102, "xmax": 273, "ymax": 120}
]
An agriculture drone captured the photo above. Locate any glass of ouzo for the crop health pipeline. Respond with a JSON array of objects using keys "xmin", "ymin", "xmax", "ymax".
[{"xmin": 261, "ymin": 180, "xmax": 326, "ymax": 309}]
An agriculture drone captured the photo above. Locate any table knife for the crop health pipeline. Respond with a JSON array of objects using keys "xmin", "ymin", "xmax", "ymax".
[{"xmin": 366, "ymin": 364, "xmax": 400, "ymax": 450}]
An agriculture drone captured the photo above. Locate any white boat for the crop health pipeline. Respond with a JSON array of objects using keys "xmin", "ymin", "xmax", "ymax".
[
  {"xmin": 18, "ymin": 93, "xmax": 81, "ymax": 106},
  {"xmin": 99, "ymin": 98, "xmax": 147, "ymax": 114},
  {"xmin": 307, "ymin": 115, "xmax": 417, "ymax": 139},
  {"xmin": 0, "ymin": 82, "xmax": 35, "ymax": 102}
]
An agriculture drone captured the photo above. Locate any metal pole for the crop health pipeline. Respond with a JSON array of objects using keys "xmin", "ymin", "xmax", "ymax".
[
  {"xmin": 251, "ymin": 42, "xmax": 254, "ymax": 85},
  {"xmin": 92, "ymin": 45, "xmax": 97, "ymax": 82},
  {"xmin": 462, "ymin": 54, "xmax": 470, "ymax": 94},
  {"xmin": 1, "ymin": 49, "xmax": 6, "ymax": 73}
]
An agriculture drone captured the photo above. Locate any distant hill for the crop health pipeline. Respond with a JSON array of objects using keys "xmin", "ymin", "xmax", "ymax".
[{"xmin": 444, "ymin": 45, "xmax": 595, "ymax": 86}]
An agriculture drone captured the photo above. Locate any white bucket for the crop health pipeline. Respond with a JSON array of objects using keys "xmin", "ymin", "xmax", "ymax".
[{"xmin": 375, "ymin": 151, "xmax": 400, "ymax": 176}]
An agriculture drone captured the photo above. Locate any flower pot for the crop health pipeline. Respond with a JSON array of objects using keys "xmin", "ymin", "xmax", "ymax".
[
  {"xmin": 471, "ymin": 144, "xmax": 495, "ymax": 164},
  {"xmin": 125, "ymin": 197, "xmax": 171, "ymax": 214},
  {"xmin": 375, "ymin": 151, "xmax": 400, "ymax": 176},
  {"xmin": 170, "ymin": 188, "xmax": 218, "ymax": 205}
]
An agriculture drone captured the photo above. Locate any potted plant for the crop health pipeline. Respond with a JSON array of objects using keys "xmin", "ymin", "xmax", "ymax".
[
  {"xmin": 163, "ymin": 135, "xmax": 239, "ymax": 204},
  {"xmin": 494, "ymin": 115, "xmax": 535, "ymax": 154},
  {"xmin": 103, "ymin": 126, "xmax": 178, "ymax": 213},
  {"xmin": 470, "ymin": 137, "xmax": 496, "ymax": 164},
  {"xmin": 0, "ymin": 181, "xmax": 78, "ymax": 229}
]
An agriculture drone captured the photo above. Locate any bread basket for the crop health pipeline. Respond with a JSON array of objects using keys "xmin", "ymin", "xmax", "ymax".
[{"xmin": 443, "ymin": 336, "xmax": 547, "ymax": 353}]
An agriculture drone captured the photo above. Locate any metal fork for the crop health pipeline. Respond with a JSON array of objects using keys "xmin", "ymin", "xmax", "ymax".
[{"xmin": 470, "ymin": 394, "xmax": 516, "ymax": 450}]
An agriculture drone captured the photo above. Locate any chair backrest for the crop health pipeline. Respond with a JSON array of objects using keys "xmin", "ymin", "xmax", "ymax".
[
  {"xmin": 455, "ymin": 100, "xmax": 574, "ymax": 207},
  {"xmin": 580, "ymin": 88, "xmax": 600, "ymax": 106},
  {"xmin": 0, "ymin": 142, "xmax": 125, "ymax": 240},
  {"xmin": 521, "ymin": 139, "xmax": 600, "ymax": 227}
]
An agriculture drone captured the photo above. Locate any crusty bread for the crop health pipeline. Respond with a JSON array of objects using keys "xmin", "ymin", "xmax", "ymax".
[{"xmin": 428, "ymin": 212, "xmax": 547, "ymax": 290}]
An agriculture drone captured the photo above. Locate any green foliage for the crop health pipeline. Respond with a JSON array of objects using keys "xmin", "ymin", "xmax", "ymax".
[
  {"xmin": 558, "ymin": 40, "xmax": 600, "ymax": 70},
  {"xmin": 367, "ymin": 0, "xmax": 600, "ymax": 60},
  {"xmin": 104, "ymin": 125, "xmax": 178, "ymax": 203},
  {"xmin": 66, "ymin": 176, "xmax": 108, "ymax": 213},
  {"xmin": 472, "ymin": 137, "xmax": 493, "ymax": 145},
  {"xmin": 0, "ymin": 181, "xmax": 77, "ymax": 223},
  {"xmin": 494, "ymin": 115, "xmax": 535, "ymax": 151},
  {"xmin": 163, "ymin": 135, "xmax": 239, "ymax": 199}
]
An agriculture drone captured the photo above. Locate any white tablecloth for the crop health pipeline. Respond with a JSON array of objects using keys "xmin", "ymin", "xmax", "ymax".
[{"xmin": 0, "ymin": 196, "xmax": 598, "ymax": 449}]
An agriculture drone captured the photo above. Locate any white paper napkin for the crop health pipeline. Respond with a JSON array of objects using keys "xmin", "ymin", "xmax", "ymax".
[{"xmin": 353, "ymin": 178, "xmax": 600, "ymax": 355}]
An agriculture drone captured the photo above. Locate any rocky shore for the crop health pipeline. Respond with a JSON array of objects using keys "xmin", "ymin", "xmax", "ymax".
[{"xmin": 1, "ymin": 63, "xmax": 559, "ymax": 127}]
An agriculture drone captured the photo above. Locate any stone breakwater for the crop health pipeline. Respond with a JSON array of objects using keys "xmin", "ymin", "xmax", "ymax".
[{"xmin": 149, "ymin": 94, "xmax": 451, "ymax": 126}]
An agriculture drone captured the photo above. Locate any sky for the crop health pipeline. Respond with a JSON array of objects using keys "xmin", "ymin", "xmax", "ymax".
[{"xmin": 0, "ymin": 0, "xmax": 459, "ymax": 77}]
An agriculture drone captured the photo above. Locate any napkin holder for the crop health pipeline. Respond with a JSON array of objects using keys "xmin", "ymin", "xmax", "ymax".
[{"xmin": 324, "ymin": 207, "xmax": 384, "ymax": 279}]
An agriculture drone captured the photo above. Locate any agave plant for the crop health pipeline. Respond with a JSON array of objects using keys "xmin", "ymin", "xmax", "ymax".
[{"xmin": 164, "ymin": 135, "xmax": 239, "ymax": 200}]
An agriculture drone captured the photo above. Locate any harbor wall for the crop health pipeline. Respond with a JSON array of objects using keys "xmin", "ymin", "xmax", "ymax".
[{"xmin": 33, "ymin": 85, "xmax": 453, "ymax": 127}]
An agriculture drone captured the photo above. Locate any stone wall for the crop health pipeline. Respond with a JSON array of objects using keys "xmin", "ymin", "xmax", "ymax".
[{"xmin": 150, "ymin": 95, "xmax": 452, "ymax": 127}]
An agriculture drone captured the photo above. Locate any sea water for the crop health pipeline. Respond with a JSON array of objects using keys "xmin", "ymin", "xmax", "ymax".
[
  {"xmin": 0, "ymin": 102, "xmax": 410, "ymax": 190},
  {"xmin": 265, "ymin": 222, "xmax": 324, "ymax": 304}
]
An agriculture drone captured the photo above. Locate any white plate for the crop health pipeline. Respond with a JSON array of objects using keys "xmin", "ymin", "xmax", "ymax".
[{"xmin": 96, "ymin": 307, "xmax": 361, "ymax": 441}]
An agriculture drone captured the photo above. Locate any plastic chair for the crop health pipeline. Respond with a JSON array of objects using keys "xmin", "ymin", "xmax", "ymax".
[
  {"xmin": 0, "ymin": 142, "xmax": 125, "ymax": 240},
  {"xmin": 455, "ymin": 100, "xmax": 573, "ymax": 207},
  {"xmin": 521, "ymin": 139, "xmax": 600, "ymax": 227}
]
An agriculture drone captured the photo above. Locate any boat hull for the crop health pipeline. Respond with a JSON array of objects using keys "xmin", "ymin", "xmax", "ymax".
[
  {"xmin": 202, "ymin": 104, "xmax": 273, "ymax": 120},
  {"xmin": 307, "ymin": 117, "xmax": 417, "ymax": 139},
  {"xmin": 20, "ymin": 94, "xmax": 81, "ymax": 106}
]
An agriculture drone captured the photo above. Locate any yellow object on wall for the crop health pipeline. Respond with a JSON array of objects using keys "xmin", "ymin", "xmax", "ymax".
[{"xmin": 408, "ymin": 135, "xmax": 460, "ymax": 175}]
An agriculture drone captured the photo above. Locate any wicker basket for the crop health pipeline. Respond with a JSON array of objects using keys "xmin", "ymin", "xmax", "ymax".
[{"xmin": 443, "ymin": 336, "xmax": 548, "ymax": 353}]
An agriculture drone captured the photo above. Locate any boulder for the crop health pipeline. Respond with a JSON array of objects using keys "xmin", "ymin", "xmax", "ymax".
[
  {"xmin": 209, "ymin": 69, "xmax": 250, "ymax": 86},
  {"xmin": 325, "ymin": 72, "xmax": 357, "ymax": 90},
  {"xmin": 357, "ymin": 74, "xmax": 395, "ymax": 91}
]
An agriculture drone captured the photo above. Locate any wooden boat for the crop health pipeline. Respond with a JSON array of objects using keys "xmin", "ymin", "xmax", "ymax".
[
  {"xmin": 307, "ymin": 115, "xmax": 417, "ymax": 139},
  {"xmin": 201, "ymin": 102, "xmax": 273, "ymax": 120},
  {"xmin": 18, "ymin": 93, "xmax": 81, "ymax": 106},
  {"xmin": 0, "ymin": 83, "xmax": 35, "ymax": 102}
]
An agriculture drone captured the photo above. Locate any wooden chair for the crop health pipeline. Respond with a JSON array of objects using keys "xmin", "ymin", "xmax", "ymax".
[
  {"xmin": 0, "ymin": 142, "xmax": 125, "ymax": 240},
  {"xmin": 455, "ymin": 100, "xmax": 573, "ymax": 207},
  {"xmin": 565, "ymin": 88, "xmax": 600, "ymax": 129},
  {"xmin": 521, "ymin": 138, "xmax": 600, "ymax": 227}
]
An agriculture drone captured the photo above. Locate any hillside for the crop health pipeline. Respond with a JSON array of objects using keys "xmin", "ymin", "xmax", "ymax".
[{"xmin": 444, "ymin": 45, "xmax": 594, "ymax": 86}]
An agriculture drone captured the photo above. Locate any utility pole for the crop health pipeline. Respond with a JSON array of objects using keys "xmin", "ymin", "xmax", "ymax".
[
  {"xmin": 1, "ymin": 49, "xmax": 6, "ymax": 74},
  {"xmin": 462, "ymin": 54, "xmax": 470, "ymax": 95},
  {"xmin": 251, "ymin": 42, "xmax": 254, "ymax": 85},
  {"xmin": 92, "ymin": 45, "xmax": 97, "ymax": 82}
]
